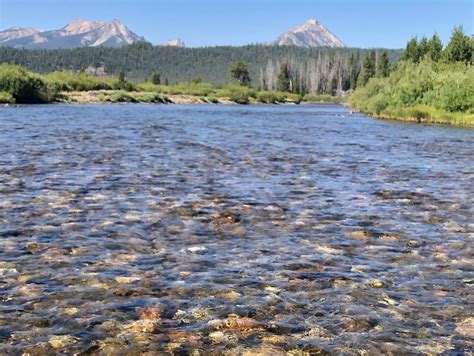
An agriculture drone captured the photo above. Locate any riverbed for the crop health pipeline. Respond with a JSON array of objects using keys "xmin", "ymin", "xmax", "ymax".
[{"xmin": 0, "ymin": 104, "xmax": 472, "ymax": 354}]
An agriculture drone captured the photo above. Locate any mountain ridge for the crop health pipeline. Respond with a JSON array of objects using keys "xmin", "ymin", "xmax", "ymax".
[
  {"xmin": 274, "ymin": 19, "xmax": 346, "ymax": 48},
  {"xmin": 0, "ymin": 19, "xmax": 145, "ymax": 49}
]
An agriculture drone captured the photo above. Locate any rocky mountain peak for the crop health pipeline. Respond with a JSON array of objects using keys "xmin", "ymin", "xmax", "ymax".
[
  {"xmin": 161, "ymin": 38, "xmax": 186, "ymax": 47},
  {"xmin": 0, "ymin": 19, "xmax": 145, "ymax": 49},
  {"xmin": 274, "ymin": 19, "xmax": 346, "ymax": 48}
]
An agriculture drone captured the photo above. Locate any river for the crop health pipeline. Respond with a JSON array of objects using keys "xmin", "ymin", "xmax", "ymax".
[{"xmin": 0, "ymin": 104, "xmax": 472, "ymax": 353}]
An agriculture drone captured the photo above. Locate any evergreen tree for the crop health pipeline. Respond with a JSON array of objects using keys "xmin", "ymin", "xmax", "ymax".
[
  {"xmin": 376, "ymin": 51, "xmax": 390, "ymax": 77},
  {"xmin": 357, "ymin": 51, "xmax": 376, "ymax": 87},
  {"xmin": 150, "ymin": 71, "xmax": 161, "ymax": 85},
  {"xmin": 444, "ymin": 26, "xmax": 472, "ymax": 64},
  {"xmin": 403, "ymin": 37, "xmax": 419, "ymax": 62},
  {"xmin": 329, "ymin": 77, "xmax": 338, "ymax": 96},
  {"xmin": 418, "ymin": 36, "xmax": 430, "ymax": 60},
  {"xmin": 276, "ymin": 62, "xmax": 291, "ymax": 92},
  {"xmin": 428, "ymin": 33, "xmax": 443, "ymax": 61},
  {"xmin": 118, "ymin": 69, "xmax": 126, "ymax": 84},
  {"xmin": 229, "ymin": 60, "xmax": 251, "ymax": 86},
  {"xmin": 349, "ymin": 51, "xmax": 360, "ymax": 89}
]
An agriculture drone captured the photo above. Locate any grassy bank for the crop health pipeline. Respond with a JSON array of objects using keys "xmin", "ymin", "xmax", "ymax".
[
  {"xmin": 349, "ymin": 27, "xmax": 473, "ymax": 126},
  {"xmin": 349, "ymin": 60, "xmax": 474, "ymax": 126},
  {"xmin": 0, "ymin": 64, "xmax": 344, "ymax": 106}
]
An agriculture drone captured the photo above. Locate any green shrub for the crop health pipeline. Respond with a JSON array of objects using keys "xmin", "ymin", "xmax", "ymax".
[
  {"xmin": 135, "ymin": 92, "xmax": 169, "ymax": 103},
  {"xmin": 218, "ymin": 84, "xmax": 256, "ymax": 104},
  {"xmin": 0, "ymin": 91, "xmax": 14, "ymax": 103},
  {"xmin": 206, "ymin": 96, "xmax": 219, "ymax": 104},
  {"xmin": 256, "ymin": 91, "xmax": 279, "ymax": 103},
  {"xmin": 112, "ymin": 80, "xmax": 136, "ymax": 92},
  {"xmin": 99, "ymin": 91, "xmax": 137, "ymax": 103},
  {"xmin": 0, "ymin": 64, "xmax": 52, "ymax": 103},
  {"xmin": 286, "ymin": 93, "xmax": 303, "ymax": 104},
  {"xmin": 46, "ymin": 71, "xmax": 113, "ymax": 91},
  {"xmin": 350, "ymin": 58, "xmax": 474, "ymax": 125}
]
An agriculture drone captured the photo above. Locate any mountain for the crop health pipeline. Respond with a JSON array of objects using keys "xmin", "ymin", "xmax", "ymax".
[
  {"xmin": 274, "ymin": 19, "xmax": 346, "ymax": 48},
  {"xmin": 0, "ymin": 19, "xmax": 145, "ymax": 49},
  {"xmin": 0, "ymin": 27, "xmax": 40, "ymax": 42},
  {"xmin": 161, "ymin": 38, "xmax": 185, "ymax": 47}
]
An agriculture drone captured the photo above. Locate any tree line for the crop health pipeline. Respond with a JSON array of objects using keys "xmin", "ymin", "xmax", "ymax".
[{"xmin": 0, "ymin": 44, "xmax": 401, "ymax": 95}]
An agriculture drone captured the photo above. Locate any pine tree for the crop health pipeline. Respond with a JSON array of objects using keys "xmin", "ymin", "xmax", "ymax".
[
  {"xmin": 403, "ymin": 37, "xmax": 420, "ymax": 62},
  {"xmin": 229, "ymin": 60, "xmax": 251, "ymax": 86},
  {"xmin": 418, "ymin": 36, "xmax": 430, "ymax": 60},
  {"xmin": 329, "ymin": 77, "xmax": 338, "ymax": 96},
  {"xmin": 376, "ymin": 51, "xmax": 390, "ymax": 77},
  {"xmin": 427, "ymin": 33, "xmax": 443, "ymax": 61},
  {"xmin": 349, "ymin": 51, "xmax": 360, "ymax": 89},
  {"xmin": 276, "ymin": 62, "xmax": 291, "ymax": 92},
  {"xmin": 357, "ymin": 51, "xmax": 376, "ymax": 87},
  {"xmin": 150, "ymin": 71, "xmax": 161, "ymax": 85},
  {"xmin": 118, "ymin": 69, "xmax": 126, "ymax": 84},
  {"xmin": 444, "ymin": 26, "xmax": 472, "ymax": 64}
]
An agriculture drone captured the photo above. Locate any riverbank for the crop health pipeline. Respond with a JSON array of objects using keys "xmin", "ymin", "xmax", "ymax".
[
  {"xmin": 350, "ymin": 105, "xmax": 474, "ymax": 127},
  {"xmin": 57, "ymin": 90, "xmax": 308, "ymax": 105}
]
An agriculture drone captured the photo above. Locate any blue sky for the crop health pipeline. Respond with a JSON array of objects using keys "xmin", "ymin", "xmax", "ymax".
[{"xmin": 0, "ymin": 0, "xmax": 472, "ymax": 48}]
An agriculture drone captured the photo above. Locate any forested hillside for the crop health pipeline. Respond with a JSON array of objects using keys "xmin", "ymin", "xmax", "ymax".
[{"xmin": 0, "ymin": 43, "xmax": 401, "ymax": 93}]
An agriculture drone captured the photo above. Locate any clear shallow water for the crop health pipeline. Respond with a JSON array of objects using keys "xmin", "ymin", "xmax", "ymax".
[{"xmin": 0, "ymin": 104, "xmax": 473, "ymax": 354}]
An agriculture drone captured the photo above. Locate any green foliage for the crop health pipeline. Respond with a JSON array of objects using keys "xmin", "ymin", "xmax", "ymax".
[
  {"xmin": 286, "ymin": 93, "xmax": 303, "ymax": 104},
  {"xmin": 134, "ymin": 92, "xmax": 169, "ymax": 103},
  {"xmin": 428, "ymin": 33, "xmax": 443, "ymax": 61},
  {"xmin": 99, "ymin": 90, "xmax": 137, "ymax": 103},
  {"xmin": 0, "ymin": 63, "xmax": 52, "ymax": 103},
  {"xmin": 256, "ymin": 91, "xmax": 287, "ymax": 103},
  {"xmin": 45, "ymin": 71, "xmax": 113, "ymax": 91},
  {"xmin": 0, "ymin": 91, "xmax": 15, "ymax": 103},
  {"xmin": 357, "ymin": 51, "xmax": 376, "ymax": 87},
  {"xmin": 114, "ymin": 69, "xmax": 135, "ymax": 91},
  {"xmin": 349, "ymin": 51, "xmax": 360, "ymax": 89},
  {"xmin": 403, "ymin": 37, "xmax": 420, "ymax": 62},
  {"xmin": 217, "ymin": 84, "xmax": 256, "ymax": 104},
  {"xmin": 229, "ymin": 60, "xmax": 251, "ymax": 86},
  {"xmin": 276, "ymin": 62, "xmax": 291, "ymax": 92},
  {"xmin": 256, "ymin": 91, "xmax": 280, "ymax": 103},
  {"xmin": 444, "ymin": 26, "xmax": 473, "ymax": 64},
  {"xmin": 350, "ymin": 57, "xmax": 474, "ymax": 125},
  {"xmin": 150, "ymin": 71, "xmax": 161, "ymax": 85},
  {"xmin": 376, "ymin": 51, "xmax": 390, "ymax": 77}
]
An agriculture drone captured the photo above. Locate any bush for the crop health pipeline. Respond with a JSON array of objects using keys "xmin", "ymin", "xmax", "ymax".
[
  {"xmin": 99, "ymin": 91, "xmax": 137, "ymax": 103},
  {"xmin": 134, "ymin": 92, "xmax": 169, "ymax": 103},
  {"xmin": 218, "ymin": 84, "xmax": 256, "ymax": 104},
  {"xmin": 112, "ymin": 80, "xmax": 136, "ymax": 92},
  {"xmin": 350, "ymin": 58, "xmax": 474, "ymax": 124},
  {"xmin": 256, "ymin": 91, "xmax": 280, "ymax": 103},
  {"xmin": 286, "ymin": 93, "xmax": 303, "ymax": 104},
  {"xmin": 46, "ymin": 71, "xmax": 113, "ymax": 91},
  {"xmin": 0, "ymin": 91, "xmax": 14, "ymax": 103},
  {"xmin": 0, "ymin": 64, "xmax": 52, "ymax": 103}
]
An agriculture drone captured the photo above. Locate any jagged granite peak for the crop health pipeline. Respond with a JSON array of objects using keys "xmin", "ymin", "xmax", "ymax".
[
  {"xmin": 0, "ymin": 26, "xmax": 40, "ymax": 43},
  {"xmin": 161, "ymin": 38, "xmax": 185, "ymax": 47},
  {"xmin": 274, "ymin": 19, "xmax": 346, "ymax": 48},
  {"xmin": 0, "ymin": 19, "xmax": 146, "ymax": 49}
]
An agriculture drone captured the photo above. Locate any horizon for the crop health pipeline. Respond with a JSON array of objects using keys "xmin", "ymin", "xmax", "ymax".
[{"xmin": 0, "ymin": 0, "xmax": 473, "ymax": 49}]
